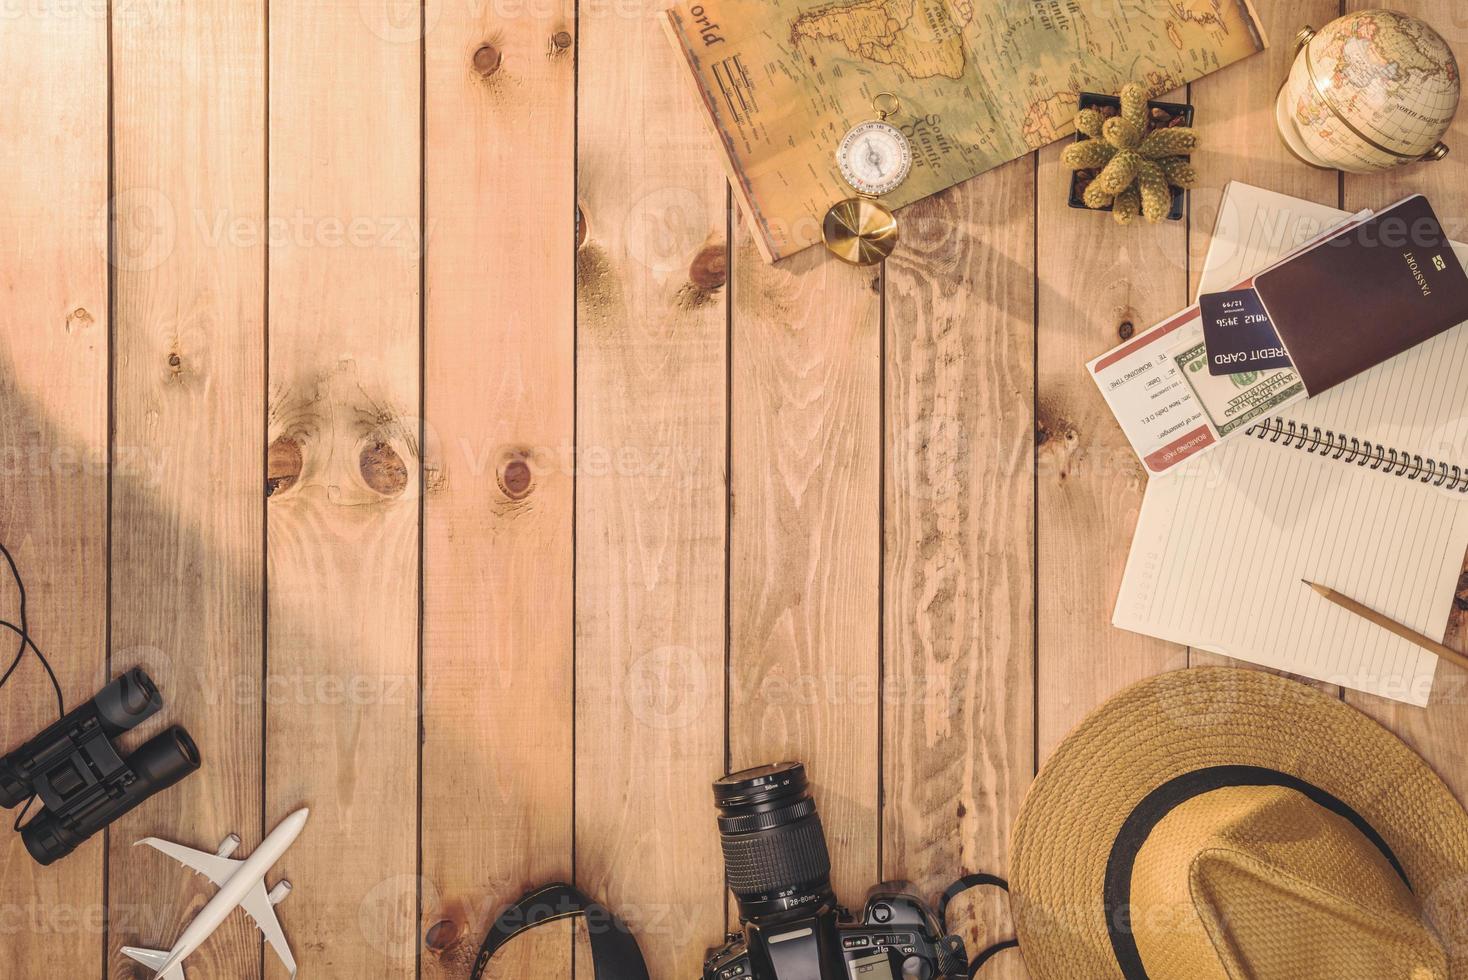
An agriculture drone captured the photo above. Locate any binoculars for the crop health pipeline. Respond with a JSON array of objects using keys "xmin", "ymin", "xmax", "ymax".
[{"xmin": 0, "ymin": 668, "xmax": 200, "ymax": 865}]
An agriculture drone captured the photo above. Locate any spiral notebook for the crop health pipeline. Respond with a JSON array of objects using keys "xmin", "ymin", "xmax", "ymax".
[{"xmin": 1115, "ymin": 183, "xmax": 1468, "ymax": 705}]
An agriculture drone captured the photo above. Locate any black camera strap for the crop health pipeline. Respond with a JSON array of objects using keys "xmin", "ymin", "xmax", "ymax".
[
  {"xmin": 470, "ymin": 876, "xmax": 1014, "ymax": 977},
  {"xmin": 469, "ymin": 882, "xmax": 650, "ymax": 980},
  {"xmin": 940, "ymin": 873, "xmax": 1019, "ymax": 974}
]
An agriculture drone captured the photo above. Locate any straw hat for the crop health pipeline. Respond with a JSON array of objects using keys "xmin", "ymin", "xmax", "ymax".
[{"xmin": 1008, "ymin": 667, "xmax": 1468, "ymax": 978}]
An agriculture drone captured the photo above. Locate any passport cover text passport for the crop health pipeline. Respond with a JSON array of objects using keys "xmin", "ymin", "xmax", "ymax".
[{"xmin": 1253, "ymin": 195, "xmax": 1468, "ymax": 395}]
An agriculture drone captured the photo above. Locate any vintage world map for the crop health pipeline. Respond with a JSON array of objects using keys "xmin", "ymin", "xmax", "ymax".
[{"xmin": 663, "ymin": 0, "xmax": 1267, "ymax": 260}]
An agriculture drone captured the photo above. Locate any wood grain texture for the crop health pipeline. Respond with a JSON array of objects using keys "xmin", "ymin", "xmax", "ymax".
[
  {"xmin": 265, "ymin": 1, "xmax": 421, "ymax": 975},
  {"xmin": 1340, "ymin": 0, "xmax": 1468, "ymax": 800},
  {"xmin": 420, "ymin": 3, "xmax": 576, "ymax": 977},
  {"xmin": 15, "ymin": 4, "xmax": 1468, "ymax": 980},
  {"xmin": 0, "ymin": 4, "xmax": 109, "ymax": 977},
  {"xmin": 728, "ymin": 230, "xmax": 881, "ymax": 909},
  {"xmin": 1186, "ymin": 0, "xmax": 1344, "ymax": 290},
  {"xmin": 1034, "ymin": 93, "xmax": 1192, "ymax": 762},
  {"xmin": 881, "ymin": 164, "xmax": 1034, "ymax": 977},
  {"xmin": 574, "ymin": 1, "xmax": 727, "ymax": 975},
  {"xmin": 107, "ymin": 4, "xmax": 266, "ymax": 976}
]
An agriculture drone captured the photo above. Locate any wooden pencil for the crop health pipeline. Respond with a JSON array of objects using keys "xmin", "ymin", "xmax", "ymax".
[{"xmin": 1303, "ymin": 580, "xmax": 1468, "ymax": 674}]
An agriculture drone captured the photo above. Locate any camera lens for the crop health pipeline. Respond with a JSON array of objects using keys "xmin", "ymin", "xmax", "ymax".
[{"xmin": 713, "ymin": 761, "xmax": 833, "ymax": 922}]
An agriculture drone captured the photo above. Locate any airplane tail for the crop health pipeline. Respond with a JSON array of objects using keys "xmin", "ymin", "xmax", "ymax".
[{"xmin": 119, "ymin": 946, "xmax": 186, "ymax": 980}]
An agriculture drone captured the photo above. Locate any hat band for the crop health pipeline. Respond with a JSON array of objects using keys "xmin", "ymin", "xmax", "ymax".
[{"xmin": 1101, "ymin": 765, "xmax": 1410, "ymax": 979}]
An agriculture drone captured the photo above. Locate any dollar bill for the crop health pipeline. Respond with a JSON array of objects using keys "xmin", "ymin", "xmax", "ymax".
[{"xmin": 1173, "ymin": 341, "xmax": 1306, "ymax": 436}]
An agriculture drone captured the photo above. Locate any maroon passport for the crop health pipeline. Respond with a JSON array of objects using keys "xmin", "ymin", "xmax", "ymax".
[{"xmin": 1253, "ymin": 195, "xmax": 1468, "ymax": 395}]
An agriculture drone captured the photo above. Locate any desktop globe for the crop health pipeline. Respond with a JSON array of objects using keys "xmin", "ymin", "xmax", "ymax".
[{"xmin": 1276, "ymin": 9, "xmax": 1460, "ymax": 173}]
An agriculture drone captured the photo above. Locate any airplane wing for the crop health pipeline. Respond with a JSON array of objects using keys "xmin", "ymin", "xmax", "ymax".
[
  {"xmin": 242, "ymin": 880, "xmax": 297, "ymax": 977},
  {"xmin": 120, "ymin": 946, "xmax": 186, "ymax": 980},
  {"xmin": 134, "ymin": 838, "xmax": 242, "ymax": 887}
]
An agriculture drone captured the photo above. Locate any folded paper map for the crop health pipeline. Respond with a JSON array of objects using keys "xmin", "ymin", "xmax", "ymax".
[{"xmin": 661, "ymin": 0, "xmax": 1268, "ymax": 261}]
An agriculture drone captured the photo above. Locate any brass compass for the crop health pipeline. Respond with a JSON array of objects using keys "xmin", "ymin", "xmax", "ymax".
[{"xmin": 823, "ymin": 94, "xmax": 910, "ymax": 265}]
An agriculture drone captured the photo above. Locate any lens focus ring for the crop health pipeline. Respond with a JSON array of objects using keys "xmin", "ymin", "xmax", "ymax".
[
  {"xmin": 716, "ymin": 796, "xmax": 816, "ymax": 836},
  {"xmin": 720, "ymin": 813, "xmax": 831, "ymax": 897}
]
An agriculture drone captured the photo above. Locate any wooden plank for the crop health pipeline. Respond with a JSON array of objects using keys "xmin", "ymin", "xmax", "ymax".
[
  {"xmin": 420, "ymin": 2, "xmax": 575, "ymax": 977},
  {"xmin": 574, "ymin": 1, "xmax": 728, "ymax": 975},
  {"xmin": 881, "ymin": 164, "xmax": 1034, "ymax": 976},
  {"xmin": 1034, "ymin": 92, "xmax": 1192, "ymax": 761},
  {"xmin": 0, "ymin": 5, "xmax": 109, "ymax": 978},
  {"xmin": 265, "ymin": 1, "xmax": 420, "ymax": 975},
  {"xmin": 1340, "ymin": 0, "xmax": 1468, "ymax": 798},
  {"xmin": 728, "ymin": 233, "xmax": 881, "ymax": 908},
  {"xmin": 1185, "ymin": 0, "xmax": 1343, "ymax": 680},
  {"xmin": 107, "ymin": 4, "xmax": 266, "ymax": 977},
  {"xmin": 1187, "ymin": 0, "xmax": 1343, "ymax": 290}
]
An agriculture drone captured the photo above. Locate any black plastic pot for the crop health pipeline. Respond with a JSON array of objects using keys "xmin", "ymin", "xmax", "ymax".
[{"xmin": 1068, "ymin": 92, "xmax": 1193, "ymax": 222}]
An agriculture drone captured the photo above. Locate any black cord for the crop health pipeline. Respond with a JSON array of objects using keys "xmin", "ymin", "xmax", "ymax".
[
  {"xmin": 0, "ymin": 542, "xmax": 64, "ymax": 718},
  {"xmin": 939, "ymin": 873, "xmax": 1011, "ymax": 932},
  {"xmin": 0, "ymin": 620, "xmax": 62, "ymax": 712},
  {"xmin": 940, "ymin": 873, "xmax": 1019, "ymax": 975},
  {"xmin": 12, "ymin": 792, "xmax": 37, "ymax": 833},
  {"xmin": 970, "ymin": 938, "xmax": 1019, "ymax": 972},
  {"xmin": 0, "ymin": 541, "xmax": 66, "ymax": 832}
]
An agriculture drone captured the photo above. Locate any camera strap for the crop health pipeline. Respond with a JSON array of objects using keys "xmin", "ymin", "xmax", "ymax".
[
  {"xmin": 472, "ymin": 876, "xmax": 1012, "ymax": 977},
  {"xmin": 469, "ymin": 882, "xmax": 650, "ymax": 980},
  {"xmin": 939, "ymin": 873, "xmax": 1019, "ymax": 973}
]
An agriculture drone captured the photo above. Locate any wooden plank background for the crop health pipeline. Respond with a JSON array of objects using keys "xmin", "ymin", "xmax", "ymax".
[{"xmin": 0, "ymin": 1, "xmax": 1466, "ymax": 978}]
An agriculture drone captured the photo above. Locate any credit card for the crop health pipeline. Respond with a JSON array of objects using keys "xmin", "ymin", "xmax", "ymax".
[
  {"xmin": 1172, "ymin": 336, "xmax": 1304, "ymax": 437},
  {"xmin": 1198, "ymin": 287, "xmax": 1293, "ymax": 376}
]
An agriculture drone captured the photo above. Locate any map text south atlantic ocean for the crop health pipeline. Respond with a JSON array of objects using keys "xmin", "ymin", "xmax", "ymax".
[{"xmin": 664, "ymin": 0, "xmax": 1267, "ymax": 261}]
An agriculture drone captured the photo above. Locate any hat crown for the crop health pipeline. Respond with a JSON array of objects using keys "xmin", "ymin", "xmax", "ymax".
[
  {"xmin": 1008, "ymin": 668, "xmax": 1468, "ymax": 980},
  {"xmin": 1129, "ymin": 784, "xmax": 1447, "ymax": 979}
]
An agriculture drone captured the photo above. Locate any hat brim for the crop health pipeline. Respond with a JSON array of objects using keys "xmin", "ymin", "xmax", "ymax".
[{"xmin": 1008, "ymin": 667, "xmax": 1468, "ymax": 978}]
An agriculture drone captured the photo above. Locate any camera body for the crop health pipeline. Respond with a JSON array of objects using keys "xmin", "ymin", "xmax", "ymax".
[
  {"xmin": 703, "ymin": 885, "xmax": 966, "ymax": 980},
  {"xmin": 701, "ymin": 762, "xmax": 968, "ymax": 980},
  {"xmin": 0, "ymin": 668, "xmax": 201, "ymax": 865}
]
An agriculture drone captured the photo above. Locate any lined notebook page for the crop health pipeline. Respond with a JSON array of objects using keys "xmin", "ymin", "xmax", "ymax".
[{"xmin": 1115, "ymin": 184, "xmax": 1468, "ymax": 704}]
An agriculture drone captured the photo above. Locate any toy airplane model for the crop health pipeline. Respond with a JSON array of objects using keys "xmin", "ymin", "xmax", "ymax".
[{"xmin": 121, "ymin": 808, "xmax": 309, "ymax": 979}]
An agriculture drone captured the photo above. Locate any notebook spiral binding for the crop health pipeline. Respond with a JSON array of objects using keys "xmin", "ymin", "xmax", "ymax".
[{"xmin": 1244, "ymin": 417, "xmax": 1468, "ymax": 493}]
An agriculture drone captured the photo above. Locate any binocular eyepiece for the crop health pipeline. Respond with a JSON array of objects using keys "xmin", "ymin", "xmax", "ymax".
[{"xmin": 0, "ymin": 668, "xmax": 201, "ymax": 865}]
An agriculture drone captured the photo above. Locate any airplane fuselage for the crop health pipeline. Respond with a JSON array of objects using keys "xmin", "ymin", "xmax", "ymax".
[{"xmin": 155, "ymin": 808, "xmax": 309, "ymax": 977}]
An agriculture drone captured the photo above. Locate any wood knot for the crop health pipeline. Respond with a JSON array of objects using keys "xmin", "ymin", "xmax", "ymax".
[
  {"xmin": 472, "ymin": 43, "xmax": 502, "ymax": 77},
  {"xmin": 267, "ymin": 436, "xmax": 303, "ymax": 497},
  {"xmin": 168, "ymin": 352, "xmax": 182, "ymax": 369},
  {"xmin": 498, "ymin": 455, "xmax": 533, "ymax": 500},
  {"xmin": 688, "ymin": 242, "xmax": 727, "ymax": 290},
  {"xmin": 65, "ymin": 307, "xmax": 94, "ymax": 333},
  {"xmin": 576, "ymin": 204, "xmax": 588, "ymax": 249},
  {"xmin": 552, "ymin": 30, "xmax": 572, "ymax": 51},
  {"xmin": 360, "ymin": 441, "xmax": 409, "ymax": 497},
  {"xmin": 1118, "ymin": 320, "xmax": 1135, "ymax": 340},
  {"xmin": 424, "ymin": 917, "xmax": 464, "ymax": 953}
]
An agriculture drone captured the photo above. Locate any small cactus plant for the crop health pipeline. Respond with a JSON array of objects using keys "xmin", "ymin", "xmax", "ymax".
[{"xmin": 1063, "ymin": 83, "xmax": 1198, "ymax": 224}]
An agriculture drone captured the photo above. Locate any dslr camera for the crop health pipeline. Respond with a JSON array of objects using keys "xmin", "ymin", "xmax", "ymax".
[{"xmin": 702, "ymin": 762, "xmax": 969, "ymax": 980}]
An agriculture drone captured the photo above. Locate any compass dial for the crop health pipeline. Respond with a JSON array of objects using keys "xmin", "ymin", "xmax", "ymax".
[{"xmin": 836, "ymin": 120, "xmax": 912, "ymax": 197}]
